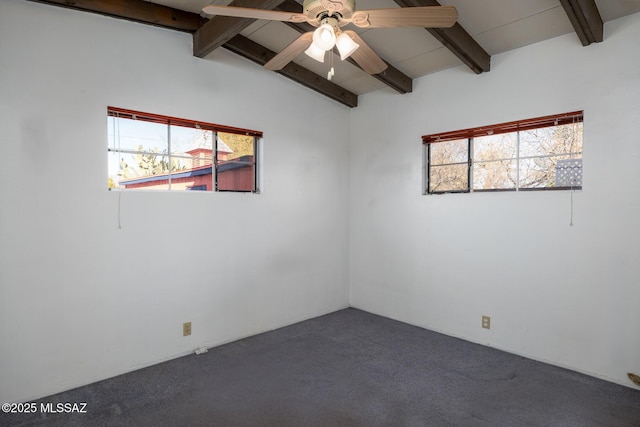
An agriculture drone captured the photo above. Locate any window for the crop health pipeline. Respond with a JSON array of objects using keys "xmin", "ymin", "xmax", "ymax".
[
  {"xmin": 107, "ymin": 107, "xmax": 262, "ymax": 192},
  {"xmin": 423, "ymin": 111, "xmax": 583, "ymax": 194}
]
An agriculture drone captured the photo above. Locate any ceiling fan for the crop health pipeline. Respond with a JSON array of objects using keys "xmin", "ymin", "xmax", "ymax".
[{"xmin": 202, "ymin": 0, "xmax": 458, "ymax": 75}]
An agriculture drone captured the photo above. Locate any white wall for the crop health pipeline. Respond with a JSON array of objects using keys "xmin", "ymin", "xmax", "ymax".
[
  {"xmin": 0, "ymin": 0, "xmax": 351, "ymax": 403},
  {"xmin": 350, "ymin": 13, "xmax": 640, "ymax": 388}
]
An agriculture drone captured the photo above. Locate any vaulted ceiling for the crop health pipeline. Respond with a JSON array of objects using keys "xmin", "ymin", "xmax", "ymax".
[{"xmin": 29, "ymin": 0, "xmax": 640, "ymax": 107}]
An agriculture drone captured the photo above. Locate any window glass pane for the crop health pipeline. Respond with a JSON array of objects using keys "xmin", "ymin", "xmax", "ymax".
[
  {"xmin": 217, "ymin": 132, "xmax": 255, "ymax": 192},
  {"xmin": 430, "ymin": 139, "xmax": 467, "ymax": 165},
  {"xmin": 108, "ymin": 151, "xmax": 149, "ymax": 189},
  {"xmin": 107, "ymin": 116, "xmax": 167, "ymax": 153},
  {"xmin": 474, "ymin": 133, "xmax": 517, "ymax": 161},
  {"xmin": 519, "ymin": 155, "xmax": 582, "ymax": 188},
  {"xmin": 473, "ymin": 160, "xmax": 517, "ymax": 190},
  {"xmin": 107, "ymin": 116, "xmax": 171, "ymax": 190},
  {"xmin": 108, "ymin": 151, "xmax": 124, "ymax": 189},
  {"xmin": 429, "ymin": 164, "xmax": 468, "ymax": 193},
  {"xmin": 520, "ymin": 123, "xmax": 583, "ymax": 158},
  {"xmin": 108, "ymin": 151, "xmax": 175, "ymax": 191},
  {"xmin": 169, "ymin": 126, "xmax": 213, "ymax": 191}
]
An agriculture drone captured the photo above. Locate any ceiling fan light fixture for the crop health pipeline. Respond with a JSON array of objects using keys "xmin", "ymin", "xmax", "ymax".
[
  {"xmin": 312, "ymin": 23, "xmax": 337, "ymax": 51},
  {"xmin": 305, "ymin": 42, "xmax": 326, "ymax": 62},
  {"xmin": 336, "ymin": 32, "xmax": 359, "ymax": 60},
  {"xmin": 203, "ymin": 2, "xmax": 456, "ymax": 77}
]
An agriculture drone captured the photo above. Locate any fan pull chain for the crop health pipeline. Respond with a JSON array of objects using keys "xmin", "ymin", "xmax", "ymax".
[
  {"xmin": 327, "ymin": 67, "xmax": 335, "ymax": 80},
  {"xmin": 327, "ymin": 51, "xmax": 335, "ymax": 80}
]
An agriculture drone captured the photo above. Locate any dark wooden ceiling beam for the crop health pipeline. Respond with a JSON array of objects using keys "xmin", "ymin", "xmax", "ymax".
[
  {"xmin": 393, "ymin": 0, "xmax": 490, "ymax": 74},
  {"xmin": 193, "ymin": 0, "xmax": 285, "ymax": 58},
  {"xmin": 27, "ymin": 0, "xmax": 358, "ymax": 107},
  {"xmin": 276, "ymin": 0, "xmax": 412, "ymax": 94},
  {"xmin": 224, "ymin": 35, "xmax": 357, "ymax": 107},
  {"xmin": 559, "ymin": 0, "xmax": 603, "ymax": 46},
  {"xmin": 28, "ymin": 0, "xmax": 204, "ymax": 32},
  {"xmin": 366, "ymin": 58, "xmax": 413, "ymax": 94}
]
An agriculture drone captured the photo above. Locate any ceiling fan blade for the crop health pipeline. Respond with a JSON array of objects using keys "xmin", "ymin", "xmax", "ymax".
[
  {"xmin": 202, "ymin": 5, "xmax": 310, "ymax": 24},
  {"xmin": 264, "ymin": 32, "xmax": 314, "ymax": 71},
  {"xmin": 349, "ymin": 6, "xmax": 458, "ymax": 28},
  {"xmin": 343, "ymin": 31, "xmax": 387, "ymax": 75}
]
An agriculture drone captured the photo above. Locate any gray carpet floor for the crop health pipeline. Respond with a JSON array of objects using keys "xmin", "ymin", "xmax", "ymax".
[{"xmin": 3, "ymin": 308, "xmax": 640, "ymax": 426}]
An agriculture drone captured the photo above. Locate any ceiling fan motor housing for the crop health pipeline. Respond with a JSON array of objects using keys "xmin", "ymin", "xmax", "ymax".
[{"xmin": 304, "ymin": 0, "xmax": 355, "ymax": 20}]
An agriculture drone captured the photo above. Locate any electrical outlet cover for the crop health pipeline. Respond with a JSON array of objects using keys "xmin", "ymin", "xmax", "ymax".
[{"xmin": 482, "ymin": 316, "xmax": 491, "ymax": 329}]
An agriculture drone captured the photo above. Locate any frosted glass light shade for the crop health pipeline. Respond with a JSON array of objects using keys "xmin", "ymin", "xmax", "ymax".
[
  {"xmin": 305, "ymin": 42, "xmax": 326, "ymax": 62},
  {"xmin": 312, "ymin": 24, "xmax": 336, "ymax": 51},
  {"xmin": 336, "ymin": 33, "xmax": 359, "ymax": 60}
]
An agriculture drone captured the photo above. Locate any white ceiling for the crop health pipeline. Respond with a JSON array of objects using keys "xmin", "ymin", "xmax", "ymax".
[{"xmin": 150, "ymin": 0, "xmax": 640, "ymax": 94}]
